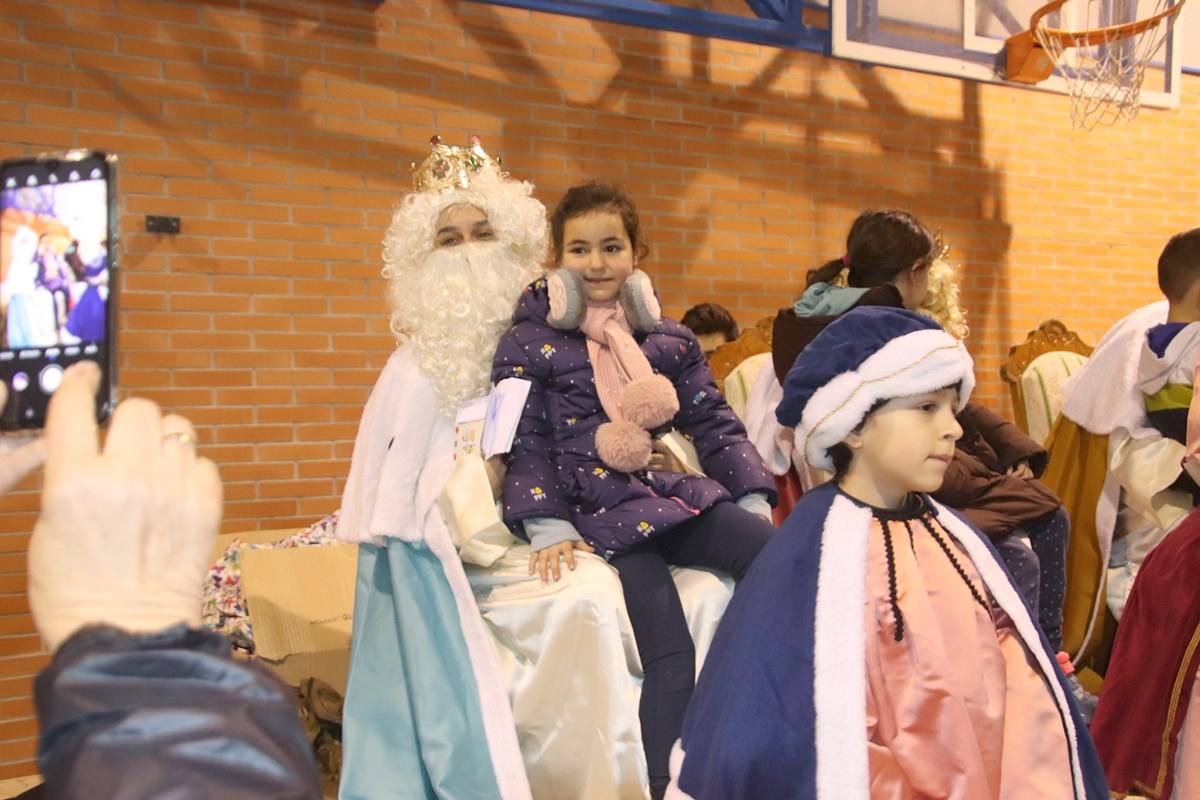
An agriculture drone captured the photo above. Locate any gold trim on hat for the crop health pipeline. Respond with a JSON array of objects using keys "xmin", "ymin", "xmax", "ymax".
[{"xmin": 804, "ymin": 343, "xmax": 965, "ymax": 458}]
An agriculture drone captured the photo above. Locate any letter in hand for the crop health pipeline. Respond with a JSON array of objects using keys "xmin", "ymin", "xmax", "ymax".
[
  {"xmin": 484, "ymin": 455, "xmax": 507, "ymax": 499},
  {"xmin": 27, "ymin": 362, "xmax": 224, "ymax": 651}
]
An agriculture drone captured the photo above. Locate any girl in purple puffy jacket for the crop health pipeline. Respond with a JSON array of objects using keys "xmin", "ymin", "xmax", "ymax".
[{"xmin": 492, "ymin": 182, "xmax": 778, "ymax": 798}]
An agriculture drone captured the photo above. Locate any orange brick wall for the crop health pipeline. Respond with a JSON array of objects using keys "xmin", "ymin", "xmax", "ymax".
[{"xmin": 0, "ymin": 0, "xmax": 1195, "ymax": 777}]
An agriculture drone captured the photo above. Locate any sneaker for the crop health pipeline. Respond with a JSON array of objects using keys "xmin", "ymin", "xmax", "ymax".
[{"xmin": 1065, "ymin": 673, "xmax": 1099, "ymax": 722}]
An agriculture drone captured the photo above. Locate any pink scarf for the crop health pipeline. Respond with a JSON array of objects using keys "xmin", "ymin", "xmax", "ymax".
[
  {"xmin": 579, "ymin": 303, "xmax": 655, "ymax": 423},
  {"xmin": 577, "ymin": 299, "xmax": 678, "ymax": 473}
]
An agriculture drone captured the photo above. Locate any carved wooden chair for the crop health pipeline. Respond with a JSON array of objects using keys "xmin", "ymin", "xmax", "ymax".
[
  {"xmin": 1000, "ymin": 320, "xmax": 1094, "ymax": 444},
  {"xmin": 708, "ymin": 316, "xmax": 774, "ymax": 419},
  {"xmin": 708, "ymin": 315, "xmax": 774, "ymax": 386}
]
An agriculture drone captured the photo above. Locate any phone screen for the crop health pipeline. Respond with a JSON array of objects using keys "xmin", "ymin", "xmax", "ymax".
[{"xmin": 0, "ymin": 151, "xmax": 116, "ymax": 429}]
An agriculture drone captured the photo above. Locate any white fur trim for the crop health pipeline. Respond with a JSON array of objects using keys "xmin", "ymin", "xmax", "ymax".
[
  {"xmin": 664, "ymin": 740, "xmax": 696, "ymax": 799},
  {"xmin": 340, "ymin": 346, "xmax": 531, "ymax": 798},
  {"xmin": 424, "ymin": 512, "xmax": 533, "ymax": 800},
  {"xmin": 337, "ymin": 347, "xmax": 438, "ymax": 545},
  {"xmin": 1061, "ymin": 300, "xmax": 1166, "ymax": 435},
  {"xmin": 929, "ymin": 500, "xmax": 1087, "ymax": 799},
  {"xmin": 814, "ymin": 495, "xmax": 872, "ymax": 798},
  {"xmin": 800, "ymin": 329, "xmax": 974, "ymax": 470}
]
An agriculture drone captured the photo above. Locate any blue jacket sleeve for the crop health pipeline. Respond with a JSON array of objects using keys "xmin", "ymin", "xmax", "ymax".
[
  {"xmin": 35, "ymin": 624, "xmax": 321, "ymax": 800},
  {"xmin": 675, "ymin": 490, "xmax": 834, "ymax": 798},
  {"xmin": 670, "ymin": 329, "xmax": 777, "ymax": 504},
  {"xmin": 492, "ymin": 327, "xmax": 572, "ymax": 525}
]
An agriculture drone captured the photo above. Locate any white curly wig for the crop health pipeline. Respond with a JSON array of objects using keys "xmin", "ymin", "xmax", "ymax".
[
  {"xmin": 382, "ymin": 170, "xmax": 547, "ymax": 305},
  {"xmin": 381, "ymin": 170, "xmax": 548, "ymax": 412},
  {"xmin": 918, "ymin": 257, "xmax": 969, "ymax": 341}
]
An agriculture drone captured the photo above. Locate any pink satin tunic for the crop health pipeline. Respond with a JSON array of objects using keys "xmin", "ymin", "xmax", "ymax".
[{"xmin": 863, "ymin": 515, "xmax": 1074, "ymax": 799}]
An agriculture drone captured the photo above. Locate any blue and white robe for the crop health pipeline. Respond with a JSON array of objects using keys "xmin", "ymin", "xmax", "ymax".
[{"xmin": 667, "ymin": 484, "xmax": 1109, "ymax": 800}]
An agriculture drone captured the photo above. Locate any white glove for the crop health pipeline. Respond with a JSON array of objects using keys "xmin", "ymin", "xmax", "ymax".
[{"xmin": 28, "ymin": 362, "xmax": 223, "ymax": 651}]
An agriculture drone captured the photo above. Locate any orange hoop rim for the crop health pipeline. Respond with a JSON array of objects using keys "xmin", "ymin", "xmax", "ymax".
[{"xmin": 1029, "ymin": 0, "xmax": 1186, "ymax": 49}]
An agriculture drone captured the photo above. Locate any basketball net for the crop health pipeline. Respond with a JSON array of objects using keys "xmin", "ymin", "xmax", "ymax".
[{"xmin": 1034, "ymin": 0, "xmax": 1181, "ymax": 129}]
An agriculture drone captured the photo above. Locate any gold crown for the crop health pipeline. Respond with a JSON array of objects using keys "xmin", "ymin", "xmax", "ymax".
[
  {"xmin": 932, "ymin": 228, "xmax": 950, "ymax": 261},
  {"xmin": 410, "ymin": 135, "xmax": 503, "ymax": 193}
]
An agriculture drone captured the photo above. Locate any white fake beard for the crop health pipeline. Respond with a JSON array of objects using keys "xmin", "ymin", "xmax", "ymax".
[{"xmin": 389, "ymin": 241, "xmax": 538, "ymax": 413}]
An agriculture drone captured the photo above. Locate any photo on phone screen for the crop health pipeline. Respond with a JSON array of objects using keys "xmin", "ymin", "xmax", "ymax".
[{"xmin": 0, "ymin": 150, "xmax": 117, "ymax": 430}]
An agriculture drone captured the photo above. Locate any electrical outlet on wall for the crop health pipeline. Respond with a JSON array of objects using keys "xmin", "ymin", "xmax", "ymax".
[{"xmin": 144, "ymin": 215, "xmax": 181, "ymax": 234}]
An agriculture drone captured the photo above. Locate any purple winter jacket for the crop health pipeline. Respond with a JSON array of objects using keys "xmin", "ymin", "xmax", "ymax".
[{"xmin": 493, "ymin": 278, "xmax": 776, "ymax": 558}]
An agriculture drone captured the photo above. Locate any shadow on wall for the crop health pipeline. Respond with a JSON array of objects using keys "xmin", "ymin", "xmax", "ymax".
[
  {"xmin": 39, "ymin": 0, "xmax": 1013, "ymax": 360},
  {"xmin": 445, "ymin": 2, "xmax": 1012, "ymax": 348}
]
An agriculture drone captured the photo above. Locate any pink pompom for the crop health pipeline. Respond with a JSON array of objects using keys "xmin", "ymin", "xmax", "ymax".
[
  {"xmin": 596, "ymin": 420, "xmax": 652, "ymax": 473},
  {"xmin": 621, "ymin": 374, "xmax": 679, "ymax": 430}
]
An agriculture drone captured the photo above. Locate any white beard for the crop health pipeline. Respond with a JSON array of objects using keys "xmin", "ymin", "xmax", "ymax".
[{"xmin": 388, "ymin": 241, "xmax": 539, "ymax": 414}]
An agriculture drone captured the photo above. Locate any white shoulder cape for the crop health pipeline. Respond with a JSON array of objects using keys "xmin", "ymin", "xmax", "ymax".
[{"xmin": 336, "ymin": 346, "xmax": 456, "ymax": 546}]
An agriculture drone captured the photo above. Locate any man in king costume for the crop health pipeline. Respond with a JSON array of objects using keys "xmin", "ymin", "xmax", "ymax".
[{"xmin": 336, "ymin": 137, "xmax": 733, "ymax": 800}]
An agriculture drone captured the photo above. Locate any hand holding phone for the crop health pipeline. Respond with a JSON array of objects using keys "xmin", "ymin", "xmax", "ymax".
[{"xmin": 28, "ymin": 362, "xmax": 222, "ymax": 651}]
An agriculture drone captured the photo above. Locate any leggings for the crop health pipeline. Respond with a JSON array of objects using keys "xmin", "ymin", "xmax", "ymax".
[
  {"xmin": 994, "ymin": 506, "xmax": 1069, "ymax": 651},
  {"xmin": 608, "ymin": 501, "xmax": 776, "ymax": 799}
]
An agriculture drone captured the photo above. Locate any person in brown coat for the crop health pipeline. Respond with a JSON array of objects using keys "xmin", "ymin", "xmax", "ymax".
[
  {"xmin": 772, "ymin": 209, "xmax": 1069, "ymax": 650},
  {"xmin": 937, "ymin": 403, "xmax": 1060, "ymax": 536}
]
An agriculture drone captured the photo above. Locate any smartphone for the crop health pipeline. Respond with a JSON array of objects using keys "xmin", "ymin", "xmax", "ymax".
[{"xmin": 0, "ymin": 150, "xmax": 117, "ymax": 429}]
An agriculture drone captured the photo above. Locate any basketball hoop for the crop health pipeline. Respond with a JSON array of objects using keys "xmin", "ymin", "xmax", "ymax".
[{"xmin": 1004, "ymin": 0, "xmax": 1186, "ymax": 129}]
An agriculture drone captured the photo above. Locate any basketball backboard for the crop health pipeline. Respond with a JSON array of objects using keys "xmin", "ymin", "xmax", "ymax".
[{"xmin": 825, "ymin": 0, "xmax": 1193, "ymax": 109}]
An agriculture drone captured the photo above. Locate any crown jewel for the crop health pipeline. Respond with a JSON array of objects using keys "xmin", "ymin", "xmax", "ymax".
[
  {"xmin": 932, "ymin": 228, "xmax": 950, "ymax": 261},
  {"xmin": 410, "ymin": 135, "xmax": 503, "ymax": 193}
]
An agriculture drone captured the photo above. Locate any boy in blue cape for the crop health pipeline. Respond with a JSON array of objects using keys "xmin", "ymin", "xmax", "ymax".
[{"xmin": 667, "ymin": 307, "xmax": 1107, "ymax": 799}]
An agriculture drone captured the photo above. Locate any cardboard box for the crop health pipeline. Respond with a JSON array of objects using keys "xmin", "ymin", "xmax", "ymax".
[
  {"xmin": 239, "ymin": 542, "xmax": 358, "ymax": 694},
  {"xmin": 211, "ymin": 528, "xmax": 296, "ymax": 564}
]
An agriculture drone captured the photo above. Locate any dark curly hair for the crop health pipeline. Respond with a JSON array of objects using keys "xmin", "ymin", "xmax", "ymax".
[
  {"xmin": 808, "ymin": 209, "xmax": 936, "ymax": 290},
  {"xmin": 550, "ymin": 182, "xmax": 649, "ymax": 263},
  {"xmin": 680, "ymin": 302, "xmax": 739, "ymax": 342}
]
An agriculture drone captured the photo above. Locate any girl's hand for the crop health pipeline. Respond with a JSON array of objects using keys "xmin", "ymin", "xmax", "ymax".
[
  {"xmin": 648, "ymin": 440, "xmax": 688, "ymax": 473},
  {"xmin": 529, "ymin": 539, "xmax": 596, "ymax": 583},
  {"xmin": 1006, "ymin": 460, "xmax": 1034, "ymax": 480}
]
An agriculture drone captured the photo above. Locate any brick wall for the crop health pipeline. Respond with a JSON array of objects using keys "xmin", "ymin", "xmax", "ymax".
[{"xmin": 0, "ymin": 0, "xmax": 1195, "ymax": 777}]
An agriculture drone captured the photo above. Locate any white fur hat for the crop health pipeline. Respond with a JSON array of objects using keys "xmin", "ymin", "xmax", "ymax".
[{"xmin": 775, "ymin": 307, "xmax": 975, "ymax": 471}]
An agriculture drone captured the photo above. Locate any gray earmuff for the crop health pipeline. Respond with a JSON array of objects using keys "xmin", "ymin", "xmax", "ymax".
[
  {"xmin": 545, "ymin": 268, "xmax": 586, "ymax": 331},
  {"xmin": 619, "ymin": 269, "xmax": 661, "ymax": 334}
]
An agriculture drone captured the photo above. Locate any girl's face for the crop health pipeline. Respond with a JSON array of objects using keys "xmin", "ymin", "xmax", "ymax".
[
  {"xmin": 839, "ymin": 387, "xmax": 962, "ymax": 509},
  {"xmin": 559, "ymin": 211, "xmax": 635, "ymax": 303},
  {"xmin": 434, "ymin": 204, "xmax": 495, "ymax": 249},
  {"xmin": 894, "ymin": 261, "xmax": 931, "ymax": 310}
]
